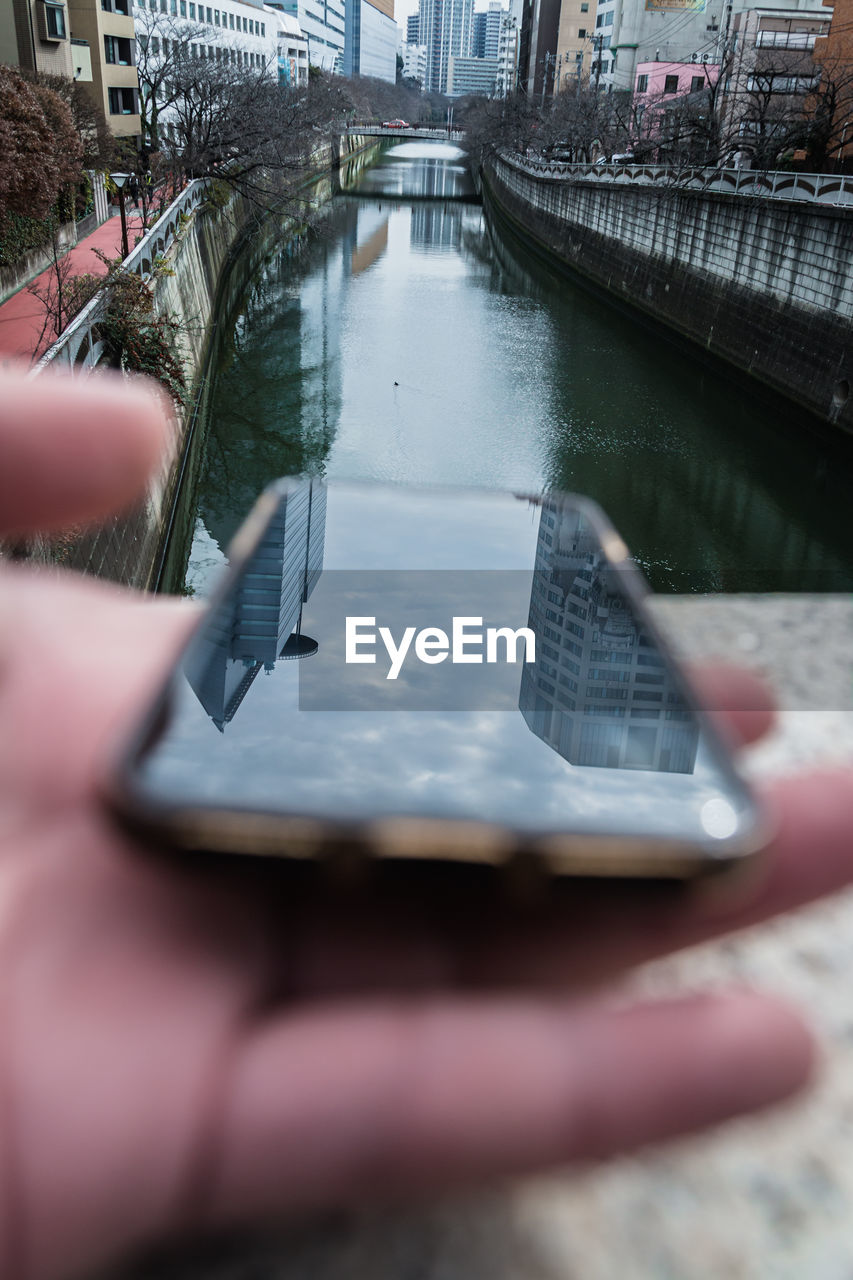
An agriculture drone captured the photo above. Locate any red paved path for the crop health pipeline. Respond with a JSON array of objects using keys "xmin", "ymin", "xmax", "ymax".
[{"xmin": 0, "ymin": 209, "xmax": 145, "ymax": 367}]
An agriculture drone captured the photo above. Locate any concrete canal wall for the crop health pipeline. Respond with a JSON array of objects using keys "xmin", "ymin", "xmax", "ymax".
[
  {"xmin": 481, "ymin": 154, "xmax": 853, "ymax": 434},
  {"xmin": 26, "ymin": 134, "xmax": 378, "ymax": 589}
]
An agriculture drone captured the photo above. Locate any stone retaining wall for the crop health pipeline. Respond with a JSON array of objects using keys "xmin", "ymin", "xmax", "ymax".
[
  {"xmin": 25, "ymin": 136, "xmax": 378, "ymax": 591},
  {"xmin": 482, "ymin": 155, "xmax": 853, "ymax": 433}
]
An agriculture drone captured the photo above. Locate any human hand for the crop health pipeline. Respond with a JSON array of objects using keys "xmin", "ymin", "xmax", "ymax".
[{"xmin": 1, "ymin": 369, "xmax": 851, "ymax": 1280}]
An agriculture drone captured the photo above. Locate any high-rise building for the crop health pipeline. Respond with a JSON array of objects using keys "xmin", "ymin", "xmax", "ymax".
[
  {"xmin": 406, "ymin": 10, "xmax": 419, "ymax": 39},
  {"xmin": 471, "ymin": 0, "xmax": 503, "ymax": 56},
  {"xmin": 419, "ymin": 0, "xmax": 474, "ymax": 92},
  {"xmin": 495, "ymin": 0, "xmax": 521, "ymax": 94},
  {"xmin": 519, "ymin": 499, "xmax": 699, "ymax": 774},
  {"xmin": 343, "ymin": 0, "xmax": 397, "ymax": 80},
  {"xmin": 186, "ymin": 479, "xmax": 327, "ymax": 730}
]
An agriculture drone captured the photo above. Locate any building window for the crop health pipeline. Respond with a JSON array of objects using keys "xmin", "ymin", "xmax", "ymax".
[
  {"xmin": 636, "ymin": 73, "xmax": 648, "ymax": 91},
  {"xmin": 690, "ymin": 74, "xmax": 704, "ymax": 92},
  {"xmin": 214, "ymin": 7, "xmax": 220, "ymax": 21},
  {"xmin": 578, "ymin": 27, "xmax": 586, "ymax": 37},
  {"xmin": 101, "ymin": 0, "xmax": 129, "ymax": 10},
  {"xmin": 242, "ymin": 15, "xmax": 247, "ymax": 30},
  {"xmin": 229, "ymin": 12, "xmax": 234, "ymax": 26},
  {"xmin": 663, "ymin": 74, "xmax": 678, "ymax": 93},
  {"xmin": 596, "ymin": 13, "xmax": 603, "ymax": 25},
  {"xmin": 581, "ymin": 3, "xmax": 588, "ymax": 10},
  {"xmin": 41, "ymin": 1, "xmax": 67, "ymax": 38},
  {"xmin": 108, "ymin": 86, "xmax": 136, "ymax": 114},
  {"xmin": 180, "ymin": 0, "xmax": 186, "ymax": 12},
  {"xmin": 104, "ymin": 33, "xmax": 132, "ymax": 61},
  {"xmin": 260, "ymin": 21, "xmax": 264, "ymax": 33},
  {"xmin": 189, "ymin": 1, "xmax": 195, "ymax": 13}
]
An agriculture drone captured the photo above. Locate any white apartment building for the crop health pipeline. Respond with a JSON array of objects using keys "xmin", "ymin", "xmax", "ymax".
[
  {"xmin": 495, "ymin": 0, "xmax": 521, "ymax": 94},
  {"xmin": 401, "ymin": 37, "xmax": 427, "ymax": 79}
]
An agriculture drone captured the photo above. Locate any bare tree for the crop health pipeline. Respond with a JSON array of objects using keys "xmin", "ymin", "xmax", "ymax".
[
  {"xmin": 26, "ymin": 233, "xmax": 99, "ymax": 353},
  {"xmin": 162, "ymin": 59, "xmax": 353, "ymax": 212},
  {"xmin": 133, "ymin": 7, "xmax": 212, "ymax": 155}
]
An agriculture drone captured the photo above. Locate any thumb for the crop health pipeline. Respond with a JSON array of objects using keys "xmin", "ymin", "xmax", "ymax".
[{"xmin": 0, "ymin": 368, "xmax": 170, "ymax": 536}]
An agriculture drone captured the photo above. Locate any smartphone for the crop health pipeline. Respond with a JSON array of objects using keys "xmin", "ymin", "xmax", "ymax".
[{"xmin": 106, "ymin": 479, "xmax": 768, "ymax": 881}]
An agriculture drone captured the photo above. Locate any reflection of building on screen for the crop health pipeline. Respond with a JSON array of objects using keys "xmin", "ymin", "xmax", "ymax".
[
  {"xmin": 520, "ymin": 500, "xmax": 699, "ymax": 774},
  {"xmin": 410, "ymin": 202, "xmax": 463, "ymax": 252},
  {"xmin": 184, "ymin": 480, "xmax": 326, "ymax": 730}
]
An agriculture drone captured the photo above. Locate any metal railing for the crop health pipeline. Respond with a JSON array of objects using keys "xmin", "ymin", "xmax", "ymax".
[
  {"xmin": 35, "ymin": 178, "xmax": 208, "ymax": 374},
  {"xmin": 502, "ymin": 152, "xmax": 853, "ymax": 207},
  {"xmin": 755, "ymin": 30, "xmax": 818, "ymax": 48},
  {"xmin": 346, "ymin": 125, "xmax": 465, "ymax": 140}
]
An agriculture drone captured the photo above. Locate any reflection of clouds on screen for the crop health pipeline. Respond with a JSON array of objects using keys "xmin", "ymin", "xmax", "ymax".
[{"xmin": 141, "ymin": 483, "xmax": 751, "ymax": 848}]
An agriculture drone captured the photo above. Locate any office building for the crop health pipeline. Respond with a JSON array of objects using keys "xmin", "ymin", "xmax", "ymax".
[
  {"xmin": 406, "ymin": 10, "xmax": 419, "ymax": 39},
  {"xmin": 343, "ymin": 0, "xmax": 397, "ymax": 80},
  {"xmin": 474, "ymin": 0, "xmax": 503, "ymax": 55},
  {"xmin": 447, "ymin": 51, "xmax": 499, "ymax": 91},
  {"xmin": 419, "ymin": 0, "xmax": 474, "ymax": 92},
  {"xmin": 274, "ymin": 0, "xmax": 344, "ymax": 68},
  {"xmin": 519, "ymin": 500, "xmax": 698, "ymax": 774},
  {"xmin": 186, "ymin": 479, "xmax": 326, "ymax": 730}
]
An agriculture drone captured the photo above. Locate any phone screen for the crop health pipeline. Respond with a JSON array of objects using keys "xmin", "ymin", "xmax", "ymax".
[{"xmin": 120, "ymin": 480, "xmax": 762, "ymax": 873}]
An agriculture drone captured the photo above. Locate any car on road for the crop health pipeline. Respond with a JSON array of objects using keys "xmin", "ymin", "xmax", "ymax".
[{"xmin": 382, "ymin": 119, "xmax": 410, "ymax": 128}]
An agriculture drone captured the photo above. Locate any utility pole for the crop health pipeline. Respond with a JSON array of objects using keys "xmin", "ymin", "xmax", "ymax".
[
  {"xmin": 591, "ymin": 33, "xmax": 604, "ymax": 92},
  {"xmin": 541, "ymin": 51, "xmax": 554, "ymax": 106}
]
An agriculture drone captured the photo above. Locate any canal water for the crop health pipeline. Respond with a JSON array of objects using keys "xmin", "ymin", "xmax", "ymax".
[{"xmin": 173, "ymin": 140, "xmax": 853, "ymax": 596}]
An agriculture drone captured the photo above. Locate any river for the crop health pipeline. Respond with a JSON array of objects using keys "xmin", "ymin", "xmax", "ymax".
[{"xmin": 172, "ymin": 140, "xmax": 853, "ymax": 596}]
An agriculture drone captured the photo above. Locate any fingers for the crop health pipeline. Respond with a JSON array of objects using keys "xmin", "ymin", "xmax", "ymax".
[
  {"xmin": 203, "ymin": 989, "xmax": 812, "ymax": 1222},
  {"xmin": 688, "ymin": 662, "xmax": 776, "ymax": 748},
  {"xmin": 0, "ymin": 368, "xmax": 169, "ymax": 535},
  {"xmin": 0, "ymin": 569, "xmax": 195, "ymax": 809}
]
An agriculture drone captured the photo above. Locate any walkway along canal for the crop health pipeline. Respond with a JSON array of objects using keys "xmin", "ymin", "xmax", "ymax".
[{"xmin": 164, "ymin": 140, "xmax": 853, "ymax": 597}]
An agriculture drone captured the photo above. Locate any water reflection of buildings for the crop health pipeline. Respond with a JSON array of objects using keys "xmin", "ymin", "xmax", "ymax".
[
  {"xmin": 409, "ymin": 201, "xmax": 464, "ymax": 252},
  {"xmin": 185, "ymin": 480, "xmax": 326, "ymax": 730},
  {"xmin": 520, "ymin": 500, "xmax": 698, "ymax": 773}
]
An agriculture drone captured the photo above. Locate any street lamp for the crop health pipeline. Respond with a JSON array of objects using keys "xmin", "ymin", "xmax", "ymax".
[{"xmin": 110, "ymin": 171, "xmax": 130, "ymax": 260}]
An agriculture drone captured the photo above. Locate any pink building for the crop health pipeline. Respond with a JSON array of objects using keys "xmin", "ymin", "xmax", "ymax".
[{"xmin": 633, "ymin": 59, "xmax": 720, "ymax": 99}]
